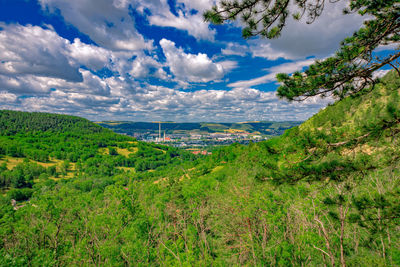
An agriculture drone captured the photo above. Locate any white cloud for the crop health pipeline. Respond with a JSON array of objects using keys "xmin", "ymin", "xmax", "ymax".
[
  {"xmin": 128, "ymin": 55, "xmax": 169, "ymax": 79},
  {"xmin": 68, "ymin": 38, "xmax": 112, "ymax": 70},
  {"xmin": 0, "ymin": 24, "xmax": 83, "ymax": 82},
  {"xmin": 0, "ymin": 24, "xmax": 170, "ymax": 90},
  {"xmin": 149, "ymin": 11, "xmax": 216, "ymax": 41},
  {"xmin": 0, "ymin": 64, "xmax": 331, "ymax": 122},
  {"xmin": 38, "ymin": 0, "xmax": 215, "ymax": 44},
  {"xmin": 249, "ymin": 1, "xmax": 365, "ymax": 60},
  {"xmin": 179, "ymin": 0, "xmax": 215, "ymax": 12},
  {"xmin": 39, "ymin": 0, "xmax": 153, "ymax": 51},
  {"xmin": 228, "ymin": 59, "xmax": 315, "ymax": 89},
  {"xmin": 221, "ymin": 42, "xmax": 248, "ymax": 57},
  {"xmin": 0, "ymin": 74, "xmax": 52, "ymax": 94},
  {"xmin": 0, "ymin": 1, "xmax": 347, "ymax": 122},
  {"xmin": 373, "ymin": 69, "xmax": 391, "ymax": 79},
  {"xmin": 1, "ymin": 84, "xmax": 329, "ymax": 122},
  {"xmin": 0, "ymin": 91, "xmax": 17, "ymax": 103},
  {"xmin": 160, "ymin": 38, "xmax": 236, "ymax": 84},
  {"xmin": 136, "ymin": 0, "xmax": 216, "ymax": 41},
  {"xmin": 0, "ymin": 69, "xmax": 111, "ymax": 96}
]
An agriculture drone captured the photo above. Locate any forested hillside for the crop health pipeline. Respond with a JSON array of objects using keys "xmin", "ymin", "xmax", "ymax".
[
  {"xmin": 0, "ymin": 72, "xmax": 399, "ymax": 266},
  {"xmin": 0, "ymin": 110, "xmax": 106, "ymax": 134},
  {"xmin": 0, "ymin": 111, "xmax": 197, "ymax": 202}
]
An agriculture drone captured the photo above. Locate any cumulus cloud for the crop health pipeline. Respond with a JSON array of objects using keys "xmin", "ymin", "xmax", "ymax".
[
  {"xmin": 228, "ymin": 59, "xmax": 315, "ymax": 89},
  {"xmin": 0, "ymin": 22, "xmax": 329, "ymax": 122},
  {"xmin": 0, "ymin": 91, "xmax": 17, "ymax": 103},
  {"xmin": 0, "ymin": 74, "xmax": 53, "ymax": 94},
  {"xmin": 1, "ymin": 80, "xmax": 329, "ymax": 122},
  {"xmin": 249, "ymin": 1, "xmax": 365, "ymax": 60},
  {"xmin": 0, "ymin": 24, "xmax": 83, "ymax": 82},
  {"xmin": 148, "ymin": 11, "xmax": 215, "ymax": 41},
  {"xmin": 128, "ymin": 55, "xmax": 169, "ymax": 80},
  {"xmin": 135, "ymin": 0, "xmax": 216, "ymax": 41},
  {"xmin": 39, "ymin": 0, "xmax": 153, "ymax": 51},
  {"xmin": 0, "ymin": 24, "xmax": 170, "ymax": 93},
  {"xmin": 68, "ymin": 39, "xmax": 112, "ymax": 70},
  {"xmin": 160, "ymin": 38, "xmax": 236, "ymax": 84},
  {"xmin": 1, "ymin": 1, "xmax": 354, "ymax": 122},
  {"xmin": 0, "ymin": 69, "xmax": 111, "ymax": 96}
]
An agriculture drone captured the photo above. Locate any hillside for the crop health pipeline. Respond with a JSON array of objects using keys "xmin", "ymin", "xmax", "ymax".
[
  {"xmin": 0, "ymin": 110, "xmax": 107, "ymax": 135},
  {"xmin": 0, "ymin": 110, "xmax": 198, "ymax": 197},
  {"xmin": 0, "ymin": 72, "xmax": 399, "ymax": 266}
]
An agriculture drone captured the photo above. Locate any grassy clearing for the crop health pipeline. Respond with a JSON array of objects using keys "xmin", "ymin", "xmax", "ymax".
[
  {"xmin": 117, "ymin": 166, "xmax": 135, "ymax": 172},
  {"xmin": 124, "ymin": 141, "xmax": 138, "ymax": 145},
  {"xmin": 0, "ymin": 156, "xmax": 76, "ymax": 177},
  {"xmin": 155, "ymin": 148, "xmax": 167, "ymax": 154},
  {"xmin": 116, "ymin": 147, "xmax": 137, "ymax": 156},
  {"xmin": 99, "ymin": 146, "xmax": 138, "ymax": 157},
  {"xmin": 0, "ymin": 156, "xmax": 72, "ymax": 170},
  {"xmin": 98, "ymin": 148, "xmax": 108, "ymax": 155},
  {"xmin": 0, "ymin": 156, "xmax": 25, "ymax": 169},
  {"xmin": 211, "ymin": 166, "xmax": 224, "ymax": 173}
]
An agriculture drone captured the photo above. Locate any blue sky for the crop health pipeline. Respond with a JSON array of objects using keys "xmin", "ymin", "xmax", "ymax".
[{"xmin": 0, "ymin": 0, "xmax": 389, "ymax": 122}]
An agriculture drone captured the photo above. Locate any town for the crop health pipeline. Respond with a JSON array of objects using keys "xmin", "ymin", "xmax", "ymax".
[
  {"xmin": 97, "ymin": 120, "xmax": 301, "ymax": 149},
  {"xmin": 135, "ymin": 130, "xmax": 265, "ymax": 148}
]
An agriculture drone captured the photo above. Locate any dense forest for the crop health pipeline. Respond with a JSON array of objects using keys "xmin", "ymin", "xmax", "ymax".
[{"xmin": 0, "ymin": 72, "xmax": 399, "ymax": 266}]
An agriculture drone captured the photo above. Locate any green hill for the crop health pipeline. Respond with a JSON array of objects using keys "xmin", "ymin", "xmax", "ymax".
[
  {"xmin": 0, "ymin": 72, "xmax": 399, "ymax": 266},
  {"xmin": 0, "ymin": 110, "xmax": 197, "ymax": 195},
  {"xmin": 0, "ymin": 110, "xmax": 107, "ymax": 135}
]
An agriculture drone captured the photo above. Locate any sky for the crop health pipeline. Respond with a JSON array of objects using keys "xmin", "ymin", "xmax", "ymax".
[{"xmin": 0, "ymin": 0, "xmax": 388, "ymax": 122}]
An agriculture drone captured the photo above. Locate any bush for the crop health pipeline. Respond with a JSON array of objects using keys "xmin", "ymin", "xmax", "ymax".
[{"xmin": 7, "ymin": 188, "xmax": 33, "ymax": 201}]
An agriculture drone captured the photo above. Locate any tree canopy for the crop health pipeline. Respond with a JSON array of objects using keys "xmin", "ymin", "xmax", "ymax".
[{"xmin": 204, "ymin": 0, "xmax": 400, "ymax": 101}]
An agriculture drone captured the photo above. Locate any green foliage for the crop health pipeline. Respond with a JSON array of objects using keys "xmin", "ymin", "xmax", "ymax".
[
  {"xmin": 0, "ymin": 74, "xmax": 399, "ymax": 265},
  {"xmin": 7, "ymin": 188, "xmax": 33, "ymax": 201},
  {"xmin": 0, "ymin": 110, "xmax": 107, "ymax": 135}
]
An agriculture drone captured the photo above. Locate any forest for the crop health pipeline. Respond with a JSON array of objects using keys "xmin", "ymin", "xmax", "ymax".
[{"xmin": 0, "ymin": 71, "xmax": 399, "ymax": 266}]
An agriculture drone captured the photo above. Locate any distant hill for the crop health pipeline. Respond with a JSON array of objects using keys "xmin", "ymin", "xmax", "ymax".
[
  {"xmin": 0, "ymin": 109, "xmax": 195, "ymax": 176},
  {"xmin": 96, "ymin": 121, "xmax": 302, "ymax": 136},
  {"xmin": 0, "ymin": 110, "xmax": 108, "ymax": 135}
]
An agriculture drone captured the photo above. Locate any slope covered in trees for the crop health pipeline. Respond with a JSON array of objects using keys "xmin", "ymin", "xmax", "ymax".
[
  {"xmin": 0, "ymin": 110, "xmax": 108, "ymax": 135},
  {"xmin": 0, "ymin": 110, "xmax": 197, "ymax": 202},
  {"xmin": 0, "ymin": 72, "xmax": 399, "ymax": 266}
]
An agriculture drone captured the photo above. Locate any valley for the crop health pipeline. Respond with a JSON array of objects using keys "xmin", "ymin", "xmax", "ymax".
[
  {"xmin": 0, "ymin": 72, "xmax": 399, "ymax": 265},
  {"xmin": 97, "ymin": 121, "xmax": 301, "ymax": 148}
]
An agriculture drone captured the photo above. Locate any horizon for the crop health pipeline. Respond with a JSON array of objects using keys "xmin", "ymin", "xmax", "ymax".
[
  {"xmin": 0, "ymin": 1, "xmax": 395, "ymax": 122},
  {"xmin": 95, "ymin": 120, "xmax": 303, "ymax": 123}
]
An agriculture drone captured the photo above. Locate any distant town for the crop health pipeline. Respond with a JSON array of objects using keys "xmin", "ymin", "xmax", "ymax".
[
  {"xmin": 133, "ymin": 127, "xmax": 265, "ymax": 148},
  {"xmin": 96, "ymin": 121, "xmax": 302, "ymax": 149}
]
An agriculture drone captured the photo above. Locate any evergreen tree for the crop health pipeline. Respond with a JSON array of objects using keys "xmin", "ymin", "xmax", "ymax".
[{"xmin": 204, "ymin": 0, "xmax": 399, "ymax": 100}]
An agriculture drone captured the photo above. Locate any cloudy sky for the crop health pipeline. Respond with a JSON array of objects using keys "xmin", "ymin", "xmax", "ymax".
[{"xmin": 0, "ymin": 0, "xmax": 381, "ymax": 122}]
